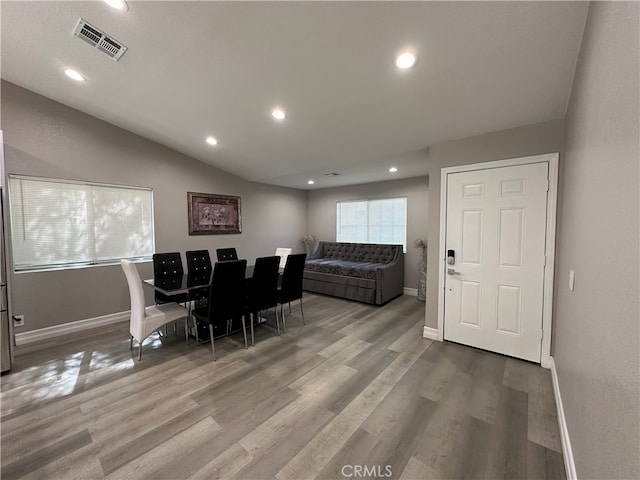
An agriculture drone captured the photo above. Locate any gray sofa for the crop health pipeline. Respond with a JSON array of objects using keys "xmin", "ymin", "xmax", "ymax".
[{"xmin": 303, "ymin": 242, "xmax": 404, "ymax": 305}]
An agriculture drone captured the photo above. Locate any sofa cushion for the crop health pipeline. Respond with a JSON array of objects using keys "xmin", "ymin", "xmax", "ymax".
[{"xmin": 305, "ymin": 258, "xmax": 386, "ymax": 279}]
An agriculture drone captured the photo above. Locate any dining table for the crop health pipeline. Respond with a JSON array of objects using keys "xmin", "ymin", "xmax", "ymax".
[
  {"xmin": 143, "ymin": 264, "xmax": 283, "ymax": 296},
  {"xmin": 143, "ymin": 263, "xmax": 282, "ymax": 342}
]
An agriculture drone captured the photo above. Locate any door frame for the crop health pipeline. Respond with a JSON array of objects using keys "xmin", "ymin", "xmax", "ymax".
[{"xmin": 436, "ymin": 153, "xmax": 559, "ymax": 368}]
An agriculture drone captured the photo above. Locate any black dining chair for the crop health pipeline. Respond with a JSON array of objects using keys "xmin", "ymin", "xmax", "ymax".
[
  {"xmin": 216, "ymin": 248, "xmax": 238, "ymax": 261},
  {"xmin": 192, "ymin": 259, "xmax": 247, "ymax": 360},
  {"xmin": 186, "ymin": 250, "xmax": 212, "ymax": 307},
  {"xmin": 244, "ymin": 255, "xmax": 281, "ymax": 345},
  {"xmin": 277, "ymin": 253, "xmax": 307, "ymax": 332},
  {"xmin": 152, "ymin": 252, "xmax": 190, "ymax": 306}
]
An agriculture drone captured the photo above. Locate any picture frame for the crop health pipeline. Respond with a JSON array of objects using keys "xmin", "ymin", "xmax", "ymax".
[{"xmin": 188, "ymin": 192, "xmax": 242, "ymax": 235}]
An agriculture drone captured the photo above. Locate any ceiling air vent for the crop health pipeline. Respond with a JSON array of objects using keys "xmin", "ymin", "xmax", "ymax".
[
  {"xmin": 73, "ymin": 18, "xmax": 127, "ymax": 61},
  {"xmin": 324, "ymin": 172, "xmax": 341, "ymax": 177}
]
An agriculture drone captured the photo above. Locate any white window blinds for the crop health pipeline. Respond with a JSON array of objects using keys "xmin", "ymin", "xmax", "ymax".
[
  {"xmin": 336, "ymin": 197, "xmax": 407, "ymax": 251},
  {"xmin": 9, "ymin": 176, "xmax": 154, "ymax": 272}
]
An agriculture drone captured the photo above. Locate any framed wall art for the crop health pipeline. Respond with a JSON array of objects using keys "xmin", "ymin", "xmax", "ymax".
[{"xmin": 188, "ymin": 192, "xmax": 241, "ymax": 235}]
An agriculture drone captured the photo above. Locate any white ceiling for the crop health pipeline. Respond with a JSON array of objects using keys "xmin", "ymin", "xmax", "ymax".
[{"xmin": 0, "ymin": 1, "xmax": 588, "ymax": 190}]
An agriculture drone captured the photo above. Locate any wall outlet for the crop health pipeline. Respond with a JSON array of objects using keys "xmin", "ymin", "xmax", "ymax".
[{"xmin": 13, "ymin": 315, "xmax": 24, "ymax": 327}]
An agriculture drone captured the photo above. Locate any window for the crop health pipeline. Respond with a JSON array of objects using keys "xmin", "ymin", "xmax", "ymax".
[
  {"xmin": 336, "ymin": 197, "xmax": 407, "ymax": 251},
  {"xmin": 9, "ymin": 176, "xmax": 154, "ymax": 272}
]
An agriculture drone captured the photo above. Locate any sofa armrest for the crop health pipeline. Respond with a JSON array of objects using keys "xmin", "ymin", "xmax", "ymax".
[
  {"xmin": 375, "ymin": 248, "xmax": 404, "ymax": 304},
  {"xmin": 306, "ymin": 241, "xmax": 325, "ymax": 261}
]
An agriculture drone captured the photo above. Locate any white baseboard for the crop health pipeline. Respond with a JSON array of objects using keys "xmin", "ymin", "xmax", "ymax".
[
  {"xmin": 549, "ymin": 357, "xmax": 577, "ymax": 480},
  {"xmin": 403, "ymin": 287, "xmax": 418, "ymax": 296},
  {"xmin": 15, "ymin": 311, "xmax": 130, "ymax": 345},
  {"xmin": 422, "ymin": 326, "xmax": 439, "ymax": 340}
]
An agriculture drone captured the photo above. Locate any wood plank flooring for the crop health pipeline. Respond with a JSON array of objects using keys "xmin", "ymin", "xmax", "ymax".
[{"xmin": 0, "ymin": 294, "xmax": 565, "ymax": 479}]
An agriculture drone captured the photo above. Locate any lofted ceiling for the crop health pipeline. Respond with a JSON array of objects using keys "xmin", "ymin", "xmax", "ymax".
[{"xmin": 0, "ymin": 1, "xmax": 588, "ymax": 190}]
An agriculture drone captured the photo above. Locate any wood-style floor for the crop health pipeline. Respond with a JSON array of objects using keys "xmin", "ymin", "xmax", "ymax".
[{"xmin": 1, "ymin": 294, "xmax": 565, "ymax": 480}]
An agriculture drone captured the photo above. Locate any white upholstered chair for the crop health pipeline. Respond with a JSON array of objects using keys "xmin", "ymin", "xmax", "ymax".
[
  {"xmin": 121, "ymin": 259, "xmax": 189, "ymax": 360},
  {"xmin": 275, "ymin": 247, "xmax": 292, "ymax": 269}
]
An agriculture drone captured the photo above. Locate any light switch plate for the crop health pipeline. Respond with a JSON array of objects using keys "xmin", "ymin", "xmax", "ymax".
[{"xmin": 569, "ymin": 270, "xmax": 575, "ymax": 292}]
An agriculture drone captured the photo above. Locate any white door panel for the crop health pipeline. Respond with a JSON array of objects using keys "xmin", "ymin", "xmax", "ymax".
[{"xmin": 444, "ymin": 162, "xmax": 548, "ymax": 362}]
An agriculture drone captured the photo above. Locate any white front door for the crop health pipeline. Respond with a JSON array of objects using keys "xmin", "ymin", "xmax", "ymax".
[{"xmin": 443, "ymin": 162, "xmax": 548, "ymax": 362}]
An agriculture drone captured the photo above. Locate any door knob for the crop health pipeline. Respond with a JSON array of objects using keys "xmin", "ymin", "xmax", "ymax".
[{"xmin": 447, "ymin": 268, "xmax": 460, "ymax": 275}]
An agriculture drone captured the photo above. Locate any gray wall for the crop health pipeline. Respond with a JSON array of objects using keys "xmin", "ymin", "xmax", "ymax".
[
  {"xmin": 307, "ymin": 176, "xmax": 429, "ymax": 289},
  {"xmin": 1, "ymin": 81, "xmax": 308, "ymax": 332},
  {"xmin": 424, "ymin": 119, "xmax": 565, "ymax": 328},
  {"xmin": 553, "ymin": 2, "xmax": 639, "ymax": 478}
]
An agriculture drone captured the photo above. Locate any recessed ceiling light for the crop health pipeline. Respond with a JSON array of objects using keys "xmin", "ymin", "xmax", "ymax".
[
  {"xmin": 307, "ymin": 180, "xmax": 315, "ymax": 185},
  {"xmin": 103, "ymin": 0, "xmax": 128, "ymax": 11},
  {"xmin": 395, "ymin": 51, "xmax": 417, "ymax": 70},
  {"xmin": 205, "ymin": 136, "xmax": 218, "ymax": 146},
  {"xmin": 389, "ymin": 167, "xmax": 398, "ymax": 173},
  {"xmin": 271, "ymin": 108, "xmax": 286, "ymax": 121},
  {"xmin": 64, "ymin": 68, "xmax": 85, "ymax": 82}
]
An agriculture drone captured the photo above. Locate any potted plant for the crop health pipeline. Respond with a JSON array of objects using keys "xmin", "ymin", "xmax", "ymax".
[
  {"xmin": 299, "ymin": 235, "xmax": 318, "ymax": 255},
  {"xmin": 414, "ymin": 238, "xmax": 427, "ymax": 301}
]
